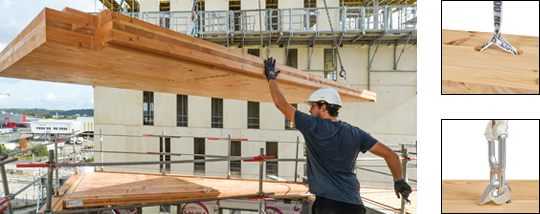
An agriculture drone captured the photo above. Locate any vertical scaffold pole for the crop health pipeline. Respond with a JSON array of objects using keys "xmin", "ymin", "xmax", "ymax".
[
  {"xmin": 72, "ymin": 129, "xmax": 77, "ymax": 174},
  {"xmin": 258, "ymin": 148, "xmax": 264, "ymax": 214},
  {"xmin": 0, "ymin": 146, "xmax": 14, "ymax": 214},
  {"xmin": 294, "ymin": 136, "xmax": 299, "ymax": 182},
  {"xmin": 45, "ymin": 150, "xmax": 54, "ymax": 213},
  {"xmin": 227, "ymin": 134, "xmax": 231, "ymax": 179},
  {"xmin": 55, "ymin": 136, "xmax": 59, "ymax": 196},
  {"xmin": 400, "ymin": 144, "xmax": 408, "ymax": 214},
  {"xmin": 100, "ymin": 129, "xmax": 104, "ymax": 171}
]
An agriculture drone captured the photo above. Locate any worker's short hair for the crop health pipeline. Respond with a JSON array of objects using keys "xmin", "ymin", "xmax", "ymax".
[{"xmin": 316, "ymin": 101, "xmax": 341, "ymax": 117}]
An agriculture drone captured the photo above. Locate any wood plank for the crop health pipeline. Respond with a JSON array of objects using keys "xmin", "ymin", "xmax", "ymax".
[
  {"xmin": 442, "ymin": 80, "xmax": 538, "ymax": 94},
  {"xmin": 442, "ymin": 180, "xmax": 539, "ymax": 213},
  {"xmin": 1, "ymin": 7, "xmax": 375, "ymax": 103},
  {"xmin": 61, "ymin": 171, "xmax": 310, "ymax": 209},
  {"xmin": 37, "ymin": 173, "xmax": 86, "ymax": 212},
  {"xmin": 442, "ymin": 29, "xmax": 539, "ymax": 94}
]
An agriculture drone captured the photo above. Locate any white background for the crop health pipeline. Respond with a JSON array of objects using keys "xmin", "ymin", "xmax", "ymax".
[
  {"xmin": 419, "ymin": 1, "xmax": 540, "ymax": 213},
  {"xmin": 442, "ymin": 120, "xmax": 539, "ymax": 180},
  {"xmin": 442, "ymin": 1, "xmax": 539, "ymax": 37}
]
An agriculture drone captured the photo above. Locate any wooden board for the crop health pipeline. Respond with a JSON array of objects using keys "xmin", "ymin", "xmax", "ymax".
[
  {"xmin": 0, "ymin": 7, "xmax": 375, "ymax": 103},
  {"xmin": 360, "ymin": 187, "xmax": 417, "ymax": 214},
  {"xmin": 52, "ymin": 171, "xmax": 309, "ymax": 210},
  {"xmin": 442, "ymin": 29, "xmax": 539, "ymax": 94},
  {"xmin": 442, "ymin": 180, "xmax": 539, "ymax": 213}
]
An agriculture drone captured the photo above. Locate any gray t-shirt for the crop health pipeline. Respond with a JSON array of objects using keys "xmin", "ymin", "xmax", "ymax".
[{"xmin": 294, "ymin": 110, "xmax": 378, "ymax": 205}]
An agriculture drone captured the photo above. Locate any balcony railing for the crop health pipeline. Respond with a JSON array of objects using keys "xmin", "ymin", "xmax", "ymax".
[{"xmin": 112, "ymin": 5, "xmax": 416, "ymax": 38}]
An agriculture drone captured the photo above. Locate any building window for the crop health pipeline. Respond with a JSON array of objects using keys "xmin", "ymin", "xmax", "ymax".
[
  {"xmin": 143, "ymin": 91, "xmax": 154, "ymax": 125},
  {"xmin": 247, "ymin": 101, "xmax": 259, "ymax": 129},
  {"xmin": 177, "ymin": 94, "xmax": 188, "ymax": 127},
  {"xmin": 285, "ymin": 49, "xmax": 298, "ymax": 69},
  {"xmin": 324, "ymin": 49, "xmax": 337, "ymax": 81},
  {"xmin": 247, "ymin": 49, "xmax": 260, "ymax": 57},
  {"xmin": 160, "ymin": 137, "xmax": 171, "ymax": 174},
  {"xmin": 230, "ymin": 141, "xmax": 241, "ymax": 176},
  {"xmin": 266, "ymin": 142, "xmax": 278, "ymax": 176},
  {"xmin": 194, "ymin": 138, "xmax": 205, "ymax": 173},
  {"xmin": 211, "ymin": 98, "xmax": 223, "ymax": 128},
  {"xmin": 285, "ymin": 104, "xmax": 297, "ymax": 130}
]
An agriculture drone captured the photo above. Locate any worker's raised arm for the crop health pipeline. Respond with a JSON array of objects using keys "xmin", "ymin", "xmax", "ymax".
[{"xmin": 266, "ymin": 57, "xmax": 296, "ymax": 124}]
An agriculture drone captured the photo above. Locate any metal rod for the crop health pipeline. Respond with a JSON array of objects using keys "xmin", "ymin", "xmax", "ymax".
[
  {"xmin": 23, "ymin": 156, "xmax": 260, "ymax": 168},
  {"xmin": 72, "ymin": 129, "xmax": 77, "ymax": 174},
  {"xmin": 498, "ymin": 134, "xmax": 506, "ymax": 195},
  {"xmin": 11, "ymin": 172, "xmax": 49, "ymax": 197},
  {"xmin": 227, "ymin": 133, "xmax": 231, "ymax": 179},
  {"xmin": 55, "ymin": 135, "xmax": 59, "ymax": 196},
  {"xmin": 45, "ymin": 150, "xmax": 54, "ymax": 213},
  {"xmin": 258, "ymin": 148, "xmax": 264, "ymax": 214},
  {"xmin": 0, "ymin": 146, "xmax": 14, "ymax": 214},
  {"xmin": 0, "ymin": 158, "xmax": 18, "ymax": 165},
  {"xmin": 294, "ymin": 136, "xmax": 299, "ymax": 182},
  {"xmin": 400, "ymin": 145, "xmax": 407, "ymax": 214},
  {"xmin": 100, "ymin": 128, "xmax": 103, "ymax": 171},
  {"xmin": 488, "ymin": 140, "xmax": 498, "ymax": 183}
]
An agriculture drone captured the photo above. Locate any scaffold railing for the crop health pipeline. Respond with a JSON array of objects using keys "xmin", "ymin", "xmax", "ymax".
[{"xmin": 1, "ymin": 129, "xmax": 416, "ymax": 214}]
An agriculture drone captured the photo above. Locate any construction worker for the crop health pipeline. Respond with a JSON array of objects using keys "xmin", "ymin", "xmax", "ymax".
[{"xmin": 265, "ymin": 57, "xmax": 412, "ymax": 214}]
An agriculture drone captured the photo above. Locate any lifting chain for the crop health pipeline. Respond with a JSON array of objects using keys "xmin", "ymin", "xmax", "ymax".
[{"xmin": 322, "ymin": 0, "xmax": 347, "ymax": 80}]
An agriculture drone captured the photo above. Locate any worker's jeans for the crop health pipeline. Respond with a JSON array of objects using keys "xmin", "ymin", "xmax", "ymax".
[{"xmin": 312, "ymin": 196, "xmax": 367, "ymax": 214}]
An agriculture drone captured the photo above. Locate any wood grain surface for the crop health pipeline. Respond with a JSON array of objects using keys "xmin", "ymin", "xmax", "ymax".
[
  {"xmin": 42, "ymin": 171, "xmax": 309, "ymax": 211},
  {"xmin": 442, "ymin": 29, "xmax": 539, "ymax": 94},
  {"xmin": 442, "ymin": 180, "xmax": 539, "ymax": 213},
  {"xmin": 1, "ymin": 7, "xmax": 375, "ymax": 103}
]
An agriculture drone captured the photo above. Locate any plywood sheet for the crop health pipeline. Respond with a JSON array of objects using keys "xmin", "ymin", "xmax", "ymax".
[
  {"xmin": 0, "ymin": 7, "xmax": 375, "ymax": 103},
  {"xmin": 442, "ymin": 29, "xmax": 539, "ymax": 94},
  {"xmin": 53, "ymin": 171, "xmax": 309, "ymax": 210},
  {"xmin": 442, "ymin": 180, "xmax": 539, "ymax": 213},
  {"xmin": 361, "ymin": 187, "xmax": 417, "ymax": 214}
]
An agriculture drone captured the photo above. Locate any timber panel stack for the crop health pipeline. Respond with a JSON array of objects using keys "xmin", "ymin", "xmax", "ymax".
[
  {"xmin": 39, "ymin": 171, "xmax": 309, "ymax": 212},
  {"xmin": 0, "ymin": 7, "xmax": 376, "ymax": 103}
]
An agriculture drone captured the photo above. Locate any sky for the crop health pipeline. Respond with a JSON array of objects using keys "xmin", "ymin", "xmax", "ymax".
[{"xmin": 0, "ymin": 0, "xmax": 107, "ymax": 110}]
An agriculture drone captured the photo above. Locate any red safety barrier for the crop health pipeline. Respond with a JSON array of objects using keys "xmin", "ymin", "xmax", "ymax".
[
  {"xmin": 147, "ymin": 152, "xmax": 158, "ymax": 154},
  {"xmin": 16, "ymin": 163, "xmax": 50, "ymax": 168},
  {"xmin": 0, "ymin": 198, "xmax": 9, "ymax": 206},
  {"xmin": 0, "ymin": 205, "xmax": 8, "ymax": 212},
  {"xmin": 207, "ymin": 138, "xmax": 220, "ymax": 140},
  {"xmin": 247, "ymin": 195, "xmax": 269, "ymax": 199},
  {"xmin": 143, "ymin": 134, "xmax": 154, "ymax": 136},
  {"xmin": 236, "ymin": 138, "xmax": 249, "ymax": 141},
  {"xmin": 401, "ymin": 157, "xmax": 417, "ymax": 160},
  {"xmin": 244, "ymin": 156, "xmax": 275, "ymax": 162}
]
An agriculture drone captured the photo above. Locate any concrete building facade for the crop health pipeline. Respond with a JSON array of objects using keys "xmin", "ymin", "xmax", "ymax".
[{"xmin": 95, "ymin": 0, "xmax": 417, "ymax": 193}]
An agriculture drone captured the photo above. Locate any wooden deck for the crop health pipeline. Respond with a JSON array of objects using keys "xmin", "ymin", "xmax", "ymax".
[
  {"xmin": 0, "ymin": 7, "xmax": 375, "ymax": 103},
  {"xmin": 39, "ymin": 171, "xmax": 416, "ymax": 213},
  {"xmin": 442, "ymin": 180, "xmax": 539, "ymax": 213},
  {"xmin": 40, "ymin": 171, "xmax": 310, "ymax": 212},
  {"xmin": 442, "ymin": 29, "xmax": 539, "ymax": 94}
]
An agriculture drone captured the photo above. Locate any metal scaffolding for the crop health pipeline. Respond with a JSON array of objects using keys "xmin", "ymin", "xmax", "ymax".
[{"xmin": 1, "ymin": 130, "xmax": 417, "ymax": 214}]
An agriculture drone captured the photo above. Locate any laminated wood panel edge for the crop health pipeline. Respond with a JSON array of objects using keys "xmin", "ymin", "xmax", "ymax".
[
  {"xmin": 0, "ymin": 9, "xmax": 46, "ymax": 71},
  {"xmin": 442, "ymin": 29, "xmax": 539, "ymax": 94}
]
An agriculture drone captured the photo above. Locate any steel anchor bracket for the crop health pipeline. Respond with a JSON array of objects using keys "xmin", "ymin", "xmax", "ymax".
[{"xmin": 478, "ymin": 120, "xmax": 511, "ymax": 205}]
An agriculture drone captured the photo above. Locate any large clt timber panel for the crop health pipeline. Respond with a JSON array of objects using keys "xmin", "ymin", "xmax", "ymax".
[
  {"xmin": 1, "ymin": 8, "xmax": 375, "ymax": 103},
  {"xmin": 442, "ymin": 29, "xmax": 539, "ymax": 94},
  {"xmin": 442, "ymin": 180, "xmax": 539, "ymax": 213},
  {"xmin": 39, "ymin": 171, "xmax": 309, "ymax": 211}
]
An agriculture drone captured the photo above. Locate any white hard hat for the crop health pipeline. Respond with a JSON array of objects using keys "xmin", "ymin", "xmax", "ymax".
[{"xmin": 306, "ymin": 88, "xmax": 342, "ymax": 106}]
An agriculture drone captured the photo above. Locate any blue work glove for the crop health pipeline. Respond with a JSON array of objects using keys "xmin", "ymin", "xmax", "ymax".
[
  {"xmin": 265, "ymin": 57, "xmax": 281, "ymax": 82},
  {"xmin": 394, "ymin": 178, "xmax": 412, "ymax": 204}
]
